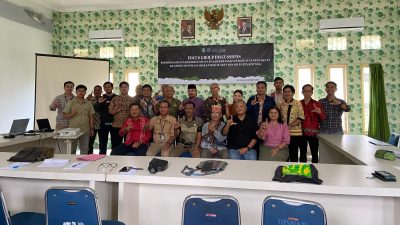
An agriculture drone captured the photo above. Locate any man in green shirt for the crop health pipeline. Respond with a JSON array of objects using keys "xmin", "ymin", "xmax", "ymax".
[
  {"xmin": 170, "ymin": 101, "xmax": 203, "ymax": 158},
  {"xmin": 154, "ymin": 85, "xmax": 181, "ymax": 118},
  {"xmin": 64, "ymin": 84, "xmax": 95, "ymax": 155}
]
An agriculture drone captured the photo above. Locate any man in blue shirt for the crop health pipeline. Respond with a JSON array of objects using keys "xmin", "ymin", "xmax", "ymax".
[{"xmin": 246, "ymin": 81, "xmax": 276, "ymax": 127}]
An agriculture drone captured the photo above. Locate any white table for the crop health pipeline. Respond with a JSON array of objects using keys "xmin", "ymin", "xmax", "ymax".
[
  {"xmin": 106, "ymin": 156, "xmax": 400, "ymax": 225},
  {"xmin": 53, "ymin": 131, "xmax": 85, "ymax": 154},
  {"xmin": 318, "ymin": 134, "xmax": 400, "ymax": 167},
  {"xmin": 0, "ymin": 152, "xmax": 116, "ymax": 219},
  {"xmin": 0, "ymin": 132, "xmax": 55, "ymax": 152}
]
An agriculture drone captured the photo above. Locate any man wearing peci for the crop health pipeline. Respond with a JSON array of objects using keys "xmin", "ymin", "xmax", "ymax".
[{"xmin": 179, "ymin": 84, "xmax": 204, "ymax": 120}]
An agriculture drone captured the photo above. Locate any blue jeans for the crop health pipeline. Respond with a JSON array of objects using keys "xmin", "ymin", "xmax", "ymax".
[{"xmin": 228, "ymin": 149, "xmax": 257, "ymax": 160}]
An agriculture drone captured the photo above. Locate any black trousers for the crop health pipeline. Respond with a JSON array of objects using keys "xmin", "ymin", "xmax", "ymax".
[
  {"xmin": 110, "ymin": 127, "xmax": 124, "ymax": 151},
  {"xmin": 288, "ymin": 136, "xmax": 307, "ymax": 162},
  {"xmin": 88, "ymin": 129, "xmax": 99, "ymax": 154},
  {"xmin": 98, "ymin": 123, "xmax": 113, "ymax": 155},
  {"xmin": 304, "ymin": 136, "xmax": 319, "ymax": 163},
  {"xmin": 110, "ymin": 143, "xmax": 148, "ymax": 156}
]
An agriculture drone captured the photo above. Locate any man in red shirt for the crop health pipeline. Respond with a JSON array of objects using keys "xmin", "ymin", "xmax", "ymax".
[
  {"xmin": 300, "ymin": 84, "xmax": 326, "ymax": 163},
  {"xmin": 110, "ymin": 103, "xmax": 151, "ymax": 156}
]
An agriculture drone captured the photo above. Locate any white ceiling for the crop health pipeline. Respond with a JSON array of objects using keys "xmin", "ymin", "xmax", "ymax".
[{"xmin": 13, "ymin": 0, "xmax": 265, "ymax": 13}]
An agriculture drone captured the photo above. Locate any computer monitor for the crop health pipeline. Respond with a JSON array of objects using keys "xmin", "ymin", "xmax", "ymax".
[
  {"xmin": 36, "ymin": 119, "xmax": 53, "ymax": 132},
  {"xmin": 9, "ymin": 119, "xmax": 29, "ymax": 135}
]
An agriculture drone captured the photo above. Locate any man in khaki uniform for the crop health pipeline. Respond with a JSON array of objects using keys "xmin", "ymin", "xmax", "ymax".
[
  {"xmin": 146, "ymin": 100, "xmax": 176, "ymax": 157},
  {"xmin": 64, "ymin": 84, "xmax": 95, "ymax": 155},
  {"xmin": 170, "ymin": 102, "xmax": 203, "ymax": 158}
]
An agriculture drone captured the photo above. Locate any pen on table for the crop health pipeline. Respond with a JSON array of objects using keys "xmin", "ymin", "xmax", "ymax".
[
  {"xmin": 368, "ymin": 141, "xmax": 377, "ymax": 145},
  {"xmin": 132, "ymin": 168, "xmax": 143, "ymax": 170},
  {"xmin": 72, "ymin": 163, "xmax": 81, "ymax": 168}
]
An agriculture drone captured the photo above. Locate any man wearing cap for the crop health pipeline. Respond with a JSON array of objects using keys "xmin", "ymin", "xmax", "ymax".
[{"xmin": 179, "ymin": 84, "xmax": 204, "ymax": 119}]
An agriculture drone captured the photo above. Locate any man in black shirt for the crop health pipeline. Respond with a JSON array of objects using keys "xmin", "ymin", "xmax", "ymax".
[
  {"xmin": 222, "ymin": 100, "xmax": 258, "ymax": 160},
  {"xmin": 95, "ymin": 81, "xmax": 117, "ymax": 154}
]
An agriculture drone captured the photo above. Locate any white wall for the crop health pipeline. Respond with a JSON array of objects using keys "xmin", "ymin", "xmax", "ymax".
[{"xmin": 0, "ymin": 16, "xmax": 51, "ymax": 133}]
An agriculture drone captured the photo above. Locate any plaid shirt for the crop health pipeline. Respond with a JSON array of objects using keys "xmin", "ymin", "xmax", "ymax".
[
  {"xmin": 318, "ymin": 97, "xmax": 350, "ymax": 134},
  {"xmin": 49, "ymin": 94, "xmax": 75, "ymax": 129}
]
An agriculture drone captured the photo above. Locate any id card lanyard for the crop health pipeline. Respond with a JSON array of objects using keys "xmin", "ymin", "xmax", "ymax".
[{"xmin": 159, "ymin": 117, "xmax": 167, "ymax": 141}]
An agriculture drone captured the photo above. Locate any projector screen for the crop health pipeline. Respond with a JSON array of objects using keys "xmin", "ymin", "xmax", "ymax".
[{"xmin": 35, "ymin": 54, "xmax": 109, "ymax": 129}]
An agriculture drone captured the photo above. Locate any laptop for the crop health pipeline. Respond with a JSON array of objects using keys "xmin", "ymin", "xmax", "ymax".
[
  {"xmin": 36, "ymin": 119, "xmax": 54, "ymax": 132},
  {"xmin": 8, "ymin": 119, "xmax": 29, "ymax": 135}
]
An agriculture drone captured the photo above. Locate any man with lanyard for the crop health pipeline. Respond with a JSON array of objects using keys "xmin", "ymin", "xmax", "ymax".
[
  {"xmin": 171, "ymin": 102, "xmax": 203, "ymax": 158},
  {"xmin": 49, "ymin": 81, "xmax": 75, "ymax": 130},
  {"xmin": 246, "ymin": 81, "xmax": 276, "ymax": 127},
  {"xmin": 203, "ymin": 83, "xmax": 228, "ymax": 121},
  {"xmin": 319, "ymin": 81, "xmax": 351, "ymax": 134},
  {"xmin": 179, "ymin": 84, "xmax": 204, "ymax": 120},
  {"xmin": 146, "ymin": 100, "xmax": 176, "ymax": 157},
  {"xmin": 95, "ymin": 82, "xmax": 117, "ymax": 155},
  {"xmin": 139, "ymin": 84, "xmax": 157, "ymax": 119}
]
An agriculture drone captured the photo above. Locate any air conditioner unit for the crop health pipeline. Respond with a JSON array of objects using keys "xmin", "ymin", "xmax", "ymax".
[
  {"xmin": 89, "ymin": 29, "xmax": 124, "ymax": 41},
  {"xmin": 319, "ymin": 17, "xmax": 364, "ymax": 33}
]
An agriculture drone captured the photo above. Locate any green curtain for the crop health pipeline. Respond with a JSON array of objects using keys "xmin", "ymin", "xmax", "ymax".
[{"xmin": 368, "ymin": 63, "xmax": 390, "ymax": 142}]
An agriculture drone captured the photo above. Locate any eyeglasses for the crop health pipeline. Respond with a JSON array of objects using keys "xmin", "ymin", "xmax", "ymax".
[{"xmin": 97, "ymin": 163, "xmax": 118, "ymax": 173}]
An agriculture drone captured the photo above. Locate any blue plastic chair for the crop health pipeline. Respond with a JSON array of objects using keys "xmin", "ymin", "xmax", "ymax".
[
  {"xmin": 0, "ymin": 188, "xmax": 45, "ymax": 225},
  {"xmin": 262, "ymin": 196, "xmax": 327, "ymax": 225},
  {"xmin": 45, "ymin": 187, "xmax": 124, "ymax": 225},
  {"xmin": 182, "ymin": 195, "xmax": 240, "ymax": 225},
  {"xmin": 388, "ymin": 133, "xmax": 399, "ymax": 147},
  {"xmin": 0, "ymin": 188, "xmax": 11, "ymax": 225}
]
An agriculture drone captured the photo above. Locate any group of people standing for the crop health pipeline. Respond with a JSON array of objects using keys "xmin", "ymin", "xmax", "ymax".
[{"xmin": 49, "ymin": 77, "xmax": 350, "ymax": 163}]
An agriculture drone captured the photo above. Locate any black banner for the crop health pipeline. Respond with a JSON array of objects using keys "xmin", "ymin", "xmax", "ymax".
[{"xmin": 158, "ymin": 43, "xmax": 274, "ymax": 84}]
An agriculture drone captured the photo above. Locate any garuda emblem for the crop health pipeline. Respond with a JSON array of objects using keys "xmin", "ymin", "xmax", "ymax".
[{"xmin": 204, "ymin": 8, "xmax": 224, "ymax": 29}]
